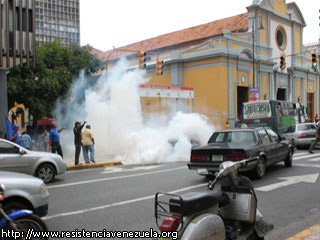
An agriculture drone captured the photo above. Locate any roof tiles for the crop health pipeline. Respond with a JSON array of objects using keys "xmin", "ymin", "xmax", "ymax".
[{"xmin": 91, "ymin": 13, "xmax": 248, "ymax": 61}]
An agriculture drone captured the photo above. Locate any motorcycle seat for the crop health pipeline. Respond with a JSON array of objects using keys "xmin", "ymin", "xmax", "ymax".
[{"xmin": 169, "ymin": 191, "xmax": 229, "ymax": 216}]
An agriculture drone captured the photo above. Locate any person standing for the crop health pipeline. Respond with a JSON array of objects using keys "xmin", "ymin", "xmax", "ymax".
[
  {"xmin": 73, "ymin": 121, "xmax": 86, "ymax": 165},
  {"xmin": 309, "ymin": 121, "xmax": 320, "ymax": 154},
  {"xmin": 81, "ymin": 124, "xmax": 95, "ymax": 164},
  {"xmin": 235, "ymin": 119, "xmax": 242, "ymax": 128},
  {"xmin": 22, "ymin": 131, "xmax": 32, "ymax": 150},
  {"xmin": 42, "ymin": 129, "xmax": 49, "ymax": 152},
  {"xmin": 9, "ymin": 125, "xmax": 24, "ymax": 146},
  {"xmin": 225, "ymin": 121, "xmax": 230, "ymax": 129},
  {"xmin": 49, "ymin": 123, "xmax": 65, "ymax": 158}
]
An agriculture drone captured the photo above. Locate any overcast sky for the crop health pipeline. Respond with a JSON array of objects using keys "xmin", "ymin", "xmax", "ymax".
[{"xmin": 80, "ymin": 0, "xmax": 320, "ymax": 52}]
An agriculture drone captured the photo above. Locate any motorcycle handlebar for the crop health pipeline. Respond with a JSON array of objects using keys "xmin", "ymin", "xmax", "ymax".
[
  {"xmin": 208, "ymin": 156, "xmax": 259, "ymax": 190},
  {"xmin": 239, "ymin": 156, "xmax": 259, "ymax": 167}
]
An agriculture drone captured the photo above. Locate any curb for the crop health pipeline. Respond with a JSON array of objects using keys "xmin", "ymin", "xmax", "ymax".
[{"xmin": 66, "ymin": 161, "xmax": 122, "ymax": 171}]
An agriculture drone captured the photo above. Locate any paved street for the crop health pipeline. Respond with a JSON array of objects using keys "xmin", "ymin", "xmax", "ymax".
[{"xmin": 43, "ymin": 149, "xmax": 320, "ymax": 240}]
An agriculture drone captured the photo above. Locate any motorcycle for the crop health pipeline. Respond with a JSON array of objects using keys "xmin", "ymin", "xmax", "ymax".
[
  {"xmin": 0, "ymin": 184, "xmax": 48, "ymax": 240},
  {"xmin": 155, "ymin": 157, "xmax": 274, "ymax": 240}
]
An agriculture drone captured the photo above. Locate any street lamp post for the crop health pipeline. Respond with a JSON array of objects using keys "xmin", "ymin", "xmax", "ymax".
[{"xmin": 252, "ymin": 17, "xmax": 264, "ymax": 88}]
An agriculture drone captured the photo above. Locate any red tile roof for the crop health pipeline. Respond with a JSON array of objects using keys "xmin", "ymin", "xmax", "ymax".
[{"xmin": 91, "ymin": 13, "xmax": 248, "ymax": 61}]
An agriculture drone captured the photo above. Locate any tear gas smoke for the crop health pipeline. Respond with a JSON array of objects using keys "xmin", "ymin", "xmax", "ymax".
[{"xmin": 53, "ymin": 60, "xmax": 215, "ymax": 165}]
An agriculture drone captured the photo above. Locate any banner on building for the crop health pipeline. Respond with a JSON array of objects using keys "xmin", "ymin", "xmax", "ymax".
[
  {"xmin": 249, "ymin": 88, "xmax": 260, "ymax": 101},
  {"xmin": 138, "ymin": 84, "xmax": 194, "ymax": 99}
]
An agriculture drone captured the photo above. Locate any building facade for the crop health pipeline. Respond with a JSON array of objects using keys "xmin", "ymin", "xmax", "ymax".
[
  {"xmin": 0, "ymin": 0, "xmax": 35, "ymax": 138},
  {"xmin": 97, "ymin": 0, "xmax": 320, "ymax": 129},
  {"xmin": 34, "ymin": 0, "xmax": 79, "ymax": 46}
]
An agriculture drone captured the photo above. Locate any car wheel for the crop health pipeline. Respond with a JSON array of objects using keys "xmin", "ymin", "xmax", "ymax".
[
  {"xmin": 36, "ymin": 164, "xmax": 55, "ymax": 183},
  {"xmin": 3, "ymin": 201, "xmax": 29, "ymax": 215},
  {"xmin": 255, "ymin": 157, "xmax": 266, "ymax": 179},
  {"xmin": 284, "ymin": 149, "xmax": 293, "ymax": 167}
]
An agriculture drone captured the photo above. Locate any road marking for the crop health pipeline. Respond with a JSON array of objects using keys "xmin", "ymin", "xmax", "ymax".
[
  {"xmin": 47, "ymin": 166, "xmax": 187, "ymax": 189},
  {"xmin": 287, "ymin": 222, "xmax": 320, "ymax": 240},
  {"xmin": 293, "ymin": 152, "xmax": 308, "ymax": 157},
  {"xmin": 308, "ymin": 158, "xmax": 320, "ymax": 162},
  {"xmin": 295, "ymin": 163, "xmax": 320, "ymax": 168},
  {"xmin": 43, "ymin": 183, "xmax": 207, "ymax": 220},
  {"xmin": 293, "ymin": 153, "xmax": 320, "ymax": 161},
  {"xmin": 101, "ymin": 165, "xmax": 163, "ymax": 174},
  {"xmin": 256, "ymin": 173, "xmax": 319, "ymax": 192}
]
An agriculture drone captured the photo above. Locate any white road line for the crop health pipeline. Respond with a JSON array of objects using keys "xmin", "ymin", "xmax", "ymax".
[
  {"xmin": 295, "ymin": 163, "xmax": 320, "ymax": 168},
  {"xmin": 309, "ymin": 158, "xmax": 320, "ymax": 162},
  {"xmin": 43, "ymin": 183, "xmax": 207, "ymax": 220},
  {"xmin": 101, "ymin": 165, "xmax": 163, "ymax": 174},
  {"xmin": 47, "ymin": 166, "xmax": 187, "ymax": 189},
  {"xmin": 293, "ymin": 153, "xmax": 320, "ymax": 160},
  {"xmin": 293, "ymin": 152, "xmax": 308, "ymax": 157}
]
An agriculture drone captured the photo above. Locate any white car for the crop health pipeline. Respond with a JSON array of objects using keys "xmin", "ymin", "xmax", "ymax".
[
  {"xmin": 0, "ymin": 138, "xmax": 67, "ymax": 183},
  {"xmin": 283, "ymin": 123, "xmax": 316, "ymax": 148},
  {"xmin": 0, "ymin": 171, "xmax": 49, "ymax": 216}
]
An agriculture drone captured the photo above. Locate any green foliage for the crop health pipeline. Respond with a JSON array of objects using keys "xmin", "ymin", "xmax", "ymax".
[{"xmin": 7, "ymin": 41, "xmax": 102, "ymax": 121}]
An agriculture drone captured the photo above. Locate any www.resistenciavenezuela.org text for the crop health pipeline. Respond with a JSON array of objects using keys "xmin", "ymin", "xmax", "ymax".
[{"xmin": 1, "ymin": 228, "xmax": 178, "ymax": 239}]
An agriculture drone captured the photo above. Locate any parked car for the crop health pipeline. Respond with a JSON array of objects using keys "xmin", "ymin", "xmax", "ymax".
[
  {"xmin": 283, "ymin": 123, "xmax": 316, "ymax": 148},
  {"xmin": 0, "ymin": 138, "xmax": 67, "ymax": 183},
  {"xmin": 0, "ymin": 171, "xmax": 49, "ymax": 216},
  {"xmin": 188, "ymin": 127, "xmax": 293, "ymax": 179}
]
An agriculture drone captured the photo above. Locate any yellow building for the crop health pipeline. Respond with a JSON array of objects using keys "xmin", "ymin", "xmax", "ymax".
[{"xmin": 97, "ymin": 0, "xmax": 319, "ymax": 128}]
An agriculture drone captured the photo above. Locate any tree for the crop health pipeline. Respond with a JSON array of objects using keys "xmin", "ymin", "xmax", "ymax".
[{"xmin": 7, "ymin": 41, "xmax": 102, "ymax": 123}]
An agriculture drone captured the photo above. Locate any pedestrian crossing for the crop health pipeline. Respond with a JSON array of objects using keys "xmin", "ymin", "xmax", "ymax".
[{"xmin": 293, "ymin": 151, "xmax": 320, "ymax": 168}]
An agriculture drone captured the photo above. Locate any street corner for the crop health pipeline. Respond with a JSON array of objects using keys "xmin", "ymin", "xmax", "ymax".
[
  {"xmin": 287, "ymin": 223, "xmax": 320, "ymax": 240},
  {"xmin": 66, "ymin": 161, "xmax": 122, "ymax": 171}
]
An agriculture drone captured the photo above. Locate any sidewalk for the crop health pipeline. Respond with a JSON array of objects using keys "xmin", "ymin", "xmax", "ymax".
[{"xmin": 63, "ymin": 155, "xmax": 122, "ymax": 171}]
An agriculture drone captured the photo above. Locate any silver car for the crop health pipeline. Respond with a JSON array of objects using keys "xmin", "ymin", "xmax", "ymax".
[
  {"xmin": 283, "ymin": 123, "xmax": 316, "ymax": 147},
  {"xmin": 0, "ymin": 138, "xmax": 67, "ymax": 183},
  {"xmin": 0, "ymin": 171, "xmax": 49, "ymax": 216}
]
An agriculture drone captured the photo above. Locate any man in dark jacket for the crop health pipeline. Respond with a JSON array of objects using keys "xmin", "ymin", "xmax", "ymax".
[
  {"xmin": 73, "ymin": 121, "xmax": 86, "ymax": 165},
  {"xmin": 309, "ymin": 121, "xmax": 320, "ymax": 154}
]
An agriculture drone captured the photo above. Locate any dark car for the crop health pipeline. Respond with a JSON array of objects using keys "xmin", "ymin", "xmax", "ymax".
[{"xmin": 188, "ymin": 127, "xmax": 293, "ymax": 179}]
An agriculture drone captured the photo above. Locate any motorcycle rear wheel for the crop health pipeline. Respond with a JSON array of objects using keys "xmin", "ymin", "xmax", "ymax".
[{"xmin": 3, "ymin": 214, "xmax": 48, "ymax": 240}]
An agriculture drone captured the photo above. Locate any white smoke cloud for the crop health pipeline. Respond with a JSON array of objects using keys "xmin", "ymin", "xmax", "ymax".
[{"xmin": 53, "ymin": 59, "xmax": 215, "ymax": 165}]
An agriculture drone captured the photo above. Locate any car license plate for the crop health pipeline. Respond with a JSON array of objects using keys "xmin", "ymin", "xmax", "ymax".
[
  {"xmin": 254, "ymin": 119, "xmax": 260, "ymax": 123},
  {"xmin": 197, "ymin": 169, "xmax": 209, "ymax": 175},
  {"xmin": 212, "ymin": 155, "xmax": 223, "ymax": 161}
]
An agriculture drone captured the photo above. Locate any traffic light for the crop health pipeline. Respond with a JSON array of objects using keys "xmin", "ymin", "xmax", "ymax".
[
  {"xmin": 280, "ymin": 56, "xmax": 286, "ymax": 69},
  {"xmin": 156, "ymin": 59, "xmax": 163, "ymax": 75},
  {"xmin": 312, "ymin": 53, "xmax": 317, "ymax": 68},
  {"xmin": 138, "ymin": 51, "xmax": 146, "ymax": 69}
]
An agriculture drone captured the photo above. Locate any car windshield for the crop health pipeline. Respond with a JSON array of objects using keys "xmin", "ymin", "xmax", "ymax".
[
  {"xmin": 208, "ymin": 131, "xmax": 256, "ymax": 147},
  {"xmin": 297, "ymin": 124, "xmax": 316, "ymax": 131}
]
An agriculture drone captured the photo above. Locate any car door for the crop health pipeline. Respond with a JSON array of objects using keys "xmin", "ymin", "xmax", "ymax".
[
  {"xmin": 0, "ymin": 140, "xmax": 31, "ymax": 174},
  {"xmin": 266, "ymin": 128, "xmax": 287, "ymax": 162},
  {"xmin": 257, "ymin": 129, "xmax": 277, "ymax": 165}
]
